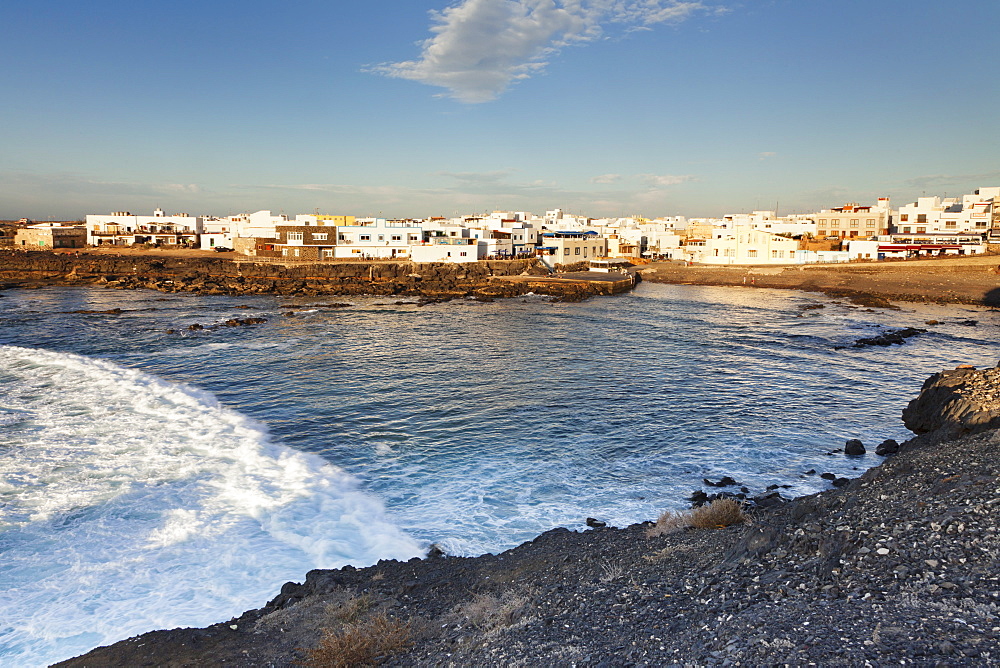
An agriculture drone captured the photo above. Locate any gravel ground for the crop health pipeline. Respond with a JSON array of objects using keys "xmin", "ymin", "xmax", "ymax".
[{"xmin": 58, "ymin": 365, "xmax": 1000, "ymax": 667}]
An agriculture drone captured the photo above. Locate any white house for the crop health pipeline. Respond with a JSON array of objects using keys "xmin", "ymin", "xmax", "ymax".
[
  {"xmin": 896, "ymin": 187, "xmax": 998, "ymax": 235},
  {"xmin": 333, "ymin": 219, "xmax": 422, "ymax": 259},
  {"xmin": 683, "ymin": 226, "xmax": 800, "ymax": 265},
  {"xmin": 86, "ymin": 209, "xmax": 203, "ymax": 246},
  {"xmin": 410, "ymin": 238, "xmax": 483, "ymax": 263},
  {"xmin": 536, "ymin": 231, "xmax": 608, "ymax": 268}
]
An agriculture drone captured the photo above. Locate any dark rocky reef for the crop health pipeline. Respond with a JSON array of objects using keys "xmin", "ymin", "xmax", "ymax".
[{"xmin": 0, "ymin": 251, "xmax": 630, "ymax": 302}]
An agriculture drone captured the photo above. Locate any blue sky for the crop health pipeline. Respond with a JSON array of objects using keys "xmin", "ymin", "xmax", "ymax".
[{"xmin": 2, "ymin": 0, "xmax": 998, "ymax": 220}]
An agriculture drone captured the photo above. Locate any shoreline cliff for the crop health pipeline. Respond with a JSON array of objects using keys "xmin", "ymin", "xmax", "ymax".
[{"xmin": 58, "ymin": 365, "xmax": 1000, "ymax": 666}]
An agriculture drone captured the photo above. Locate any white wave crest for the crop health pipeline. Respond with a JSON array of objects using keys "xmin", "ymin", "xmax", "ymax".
[{"xmin": 0, "ymin": 345, "xmax": 421, "ymax": 667}]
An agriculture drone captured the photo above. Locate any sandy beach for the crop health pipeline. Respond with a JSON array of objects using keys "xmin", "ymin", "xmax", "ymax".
[{"xmin": 638, "ymin": 254, "xmax": 1000, "ymax": 306}]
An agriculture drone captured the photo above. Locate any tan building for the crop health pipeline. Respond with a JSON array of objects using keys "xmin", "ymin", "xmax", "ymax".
[
  {"xmin": 813, "ymin": 198, "xmax": 892, "ymax": 239},
  {"xmin": 14, "ymin": 223, "xmax": 87, "ymax": 249}
]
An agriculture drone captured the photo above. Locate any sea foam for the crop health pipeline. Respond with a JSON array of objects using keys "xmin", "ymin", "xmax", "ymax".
[{"xmin": 0, "ymin": 345, "xmax": 421, "ymax": 667}]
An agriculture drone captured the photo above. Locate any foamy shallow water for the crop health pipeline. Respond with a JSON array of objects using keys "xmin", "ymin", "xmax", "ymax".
[
  {"xmin": 1, "ymin": 283, "xmax": 999, "ymax": 665},
  {"xmin": 0, "ymin": 345, "xmax": 420, "ymax": 665}
]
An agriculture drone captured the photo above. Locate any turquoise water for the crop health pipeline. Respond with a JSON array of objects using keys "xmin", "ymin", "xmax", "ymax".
[{"xmin": 1, "ymin": 282, "xmax": 998, "ymax": 665}]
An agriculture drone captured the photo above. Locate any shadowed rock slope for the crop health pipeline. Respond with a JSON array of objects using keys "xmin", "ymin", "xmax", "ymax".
[{"xmin": 59, "ymin": 366, "xmax": 1000, "ymax": 666}]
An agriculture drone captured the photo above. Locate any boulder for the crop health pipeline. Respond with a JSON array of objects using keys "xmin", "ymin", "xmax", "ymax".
[
  {"xmin": 844, "ymin": 439, "xmax": 866, "ymax": 456},
  {"xmin": 875, "ymin": 439, "xmax": 900, "ymax": 456}
]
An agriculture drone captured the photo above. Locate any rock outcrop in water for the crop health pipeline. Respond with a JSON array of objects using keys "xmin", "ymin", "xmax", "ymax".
[
  {"xmin": 0, "ymin": 251, "xmax": 632, "ymax": 302},
  {"xmin": 58, "ymin": 365, "xmax": 1000, "ymax": 666}
]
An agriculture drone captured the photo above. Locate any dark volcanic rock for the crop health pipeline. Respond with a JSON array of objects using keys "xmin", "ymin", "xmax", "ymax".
[
  {"xmin": 851, "ymin": 327, "xmax": 926, "ymax": 348},
  {"xmin": 844, "ymin": 439, "xmax": 866, "ymax": 455},
  {"xmin": 703, "ymin": 476, "xmax": 739, "ymax": 487},
  {"xmin": 902, "ymin": 365, "xmax": 1000, "ymax": 438},
  {"xmin": 875, "ymin": 438, "xmax": 900, "ymax": 456}
]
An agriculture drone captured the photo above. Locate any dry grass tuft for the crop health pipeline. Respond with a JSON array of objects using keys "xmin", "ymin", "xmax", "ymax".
[
  {"xmin": 329, "ymin": 593, "xmax": 374, "ymax": 624},
  {"xmin": 451, "ymin": 591, "xmax": 530, "ymax": 631},
  {"xmin": 645, "ymin": 509, "xmax": 693, "ymax": 537},
  {"xmin": 303, "ymin": 614, "xmax": 412, "ymax": 667},
  {"xmin": 689, "ymin": 498, "xmax": 747, "ymax": 529}
]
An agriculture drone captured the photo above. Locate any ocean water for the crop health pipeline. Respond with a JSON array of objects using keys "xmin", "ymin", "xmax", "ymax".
[{"xmin": 1, "ymin": 282, "xmax": 998, "ymax": 665}]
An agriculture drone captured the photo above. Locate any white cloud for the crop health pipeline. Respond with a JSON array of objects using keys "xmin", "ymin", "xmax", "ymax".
[
  {"xmin": 758, "ymin": 151, "xmax": 776, "ymax": 161},
  {"xmin": 638, "ymin": 173, "xmax": 695, "ymax": 187},
  {"xmin": 591, "ymin": 173, "xmax": 622, "ymax": 184},
  {"xmin": 374, "ymin": 0, "xmax": 713, "ymax": 103}
]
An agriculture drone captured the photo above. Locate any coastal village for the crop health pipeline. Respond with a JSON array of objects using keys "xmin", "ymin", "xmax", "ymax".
[{"xmin": 4, "ymin": 186, "xmax": 999, "ymax": 268}]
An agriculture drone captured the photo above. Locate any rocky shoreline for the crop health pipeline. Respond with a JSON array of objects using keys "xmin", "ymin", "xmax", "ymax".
[
  {"xmin": 59, "ymin": 366, "xmax": 1000, "ymax": 666},
  {"xmin": 0, "ymin": 251, "xmax": 631, "ymax": 303}
]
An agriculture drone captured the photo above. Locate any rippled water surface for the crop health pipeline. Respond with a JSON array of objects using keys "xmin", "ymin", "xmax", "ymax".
[{"xmin": 2, "ymin": 282, "xmax": 999, "ymax": 665}]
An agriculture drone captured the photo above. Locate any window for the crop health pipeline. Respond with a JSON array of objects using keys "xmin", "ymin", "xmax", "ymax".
[
  {"xmin": 360, "ymin": 235, "xmax": 370, "ymax": 241},
  {"xmin": 850, "ymin": 219, "xmax": 859, "ymax": 228},
  {"xmin": 748, "ymin": 249, "xmax": 758, "ymax": 258},
  {"xmin": 916, "ymin": 227, "xmax": 926, "ymax": 233},
  {"xmin": 322, "ymin": 249, "xmax": 334, "ymax": 258},
  {"xmin": 772, "ymin": 250, "xmax": 779, "ymax": 258},
  {"xmin": 460, "ymin": 252, "xmax": 467, "ymax": 256},
  {"xmin": 409, "ymin": 234, "xmax": 419, "ymax": 242},
  {"xmin": 338, "ymin": 234, "xmax": 347, "ymax": 241},
  {"xmin": 293, "ymin": 248, "xmax": 301, "ymax": 257},
  {"xmin": 287, "ymin": 232, "xmax": 304, "ymax": 242},
  {"xmin": 378, "ymin": 235, "xmax": 384, "ymax": 241},
  {"xmin": 312, "ymin": 233, "xmax": 328, "ymax": 241},
  {"xmin": 866, "ymin": 219, "xmax": 876, "ymax": 227},
  {"xmin": 902, "ymin": 227, "xmax": 911, "ymax": 233},
  {"xmin": 575, "ymin": 247, "xmax": 581, "ymax": 255},
  {"xmin": 818, "ymin": 219, "xmax": 827, "ymax": 224},
  {"xmin": 391, "ymin": 235, "xmax": 401, "ymax": 241},
  {"xmin": 817, "ymin": 230, "xmax": 826, "ymax": 236},
  {"xmin": 917, "ymin": 214, "xmax": 927, "ymax": 223},
  {"xmin": 900, "ymin": 214, "xmax": 908, "ymax": 222},
  {"xmin": 564, "ymin": 248, "xmax": 570, "ymax": 255},
  {"xmin": 830, "ymin": 221, "xmax": 839, "ymax": 229},
  {"xmin": 945, "ymin": 221, "xmax": 956, "ymax": 228}
]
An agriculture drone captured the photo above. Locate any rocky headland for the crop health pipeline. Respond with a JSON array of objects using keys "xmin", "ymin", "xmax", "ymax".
[
  {"xmin": 0, "ymin": 251, "xmax": 632, "ymax": 303},
  {"xmin": 59, "ymin": 365, "xmax": 1000, "ymax": 666}
]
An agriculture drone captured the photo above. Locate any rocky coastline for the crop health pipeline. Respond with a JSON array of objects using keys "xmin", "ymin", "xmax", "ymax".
[
  {"xmin": 0, "ymin": 251, "xmax": 631, "ymax": 303},
  {"xmin": 59, "ymin": 365, "xmax": 1000, "ymax": 666}
]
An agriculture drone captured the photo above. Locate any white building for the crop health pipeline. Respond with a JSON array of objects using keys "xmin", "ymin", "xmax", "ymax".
[
  {"xmin": 409, "ymin": 238, "xmax": 484, "ymax": 263},
  {"xmin": 333, "ymin": 219, "xmax": 422, "ymax": 259},
  {"xmin": 896, "ymin": 187, "xmax": 998, "ymax": 235},
  {"xmin": 536, "ymin": 231, "xmax": 608, "ymax": 268},
  {"xmin": 683, "ymin": 226, "xmax": 800, "ymax": 265},
  {"xmin": 722, "ymin": 211, "xmax": 818, "ymax": 238},
  {"xmin": 86, "ymin": 209, "xmax": 203, "ymax": 246}
]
